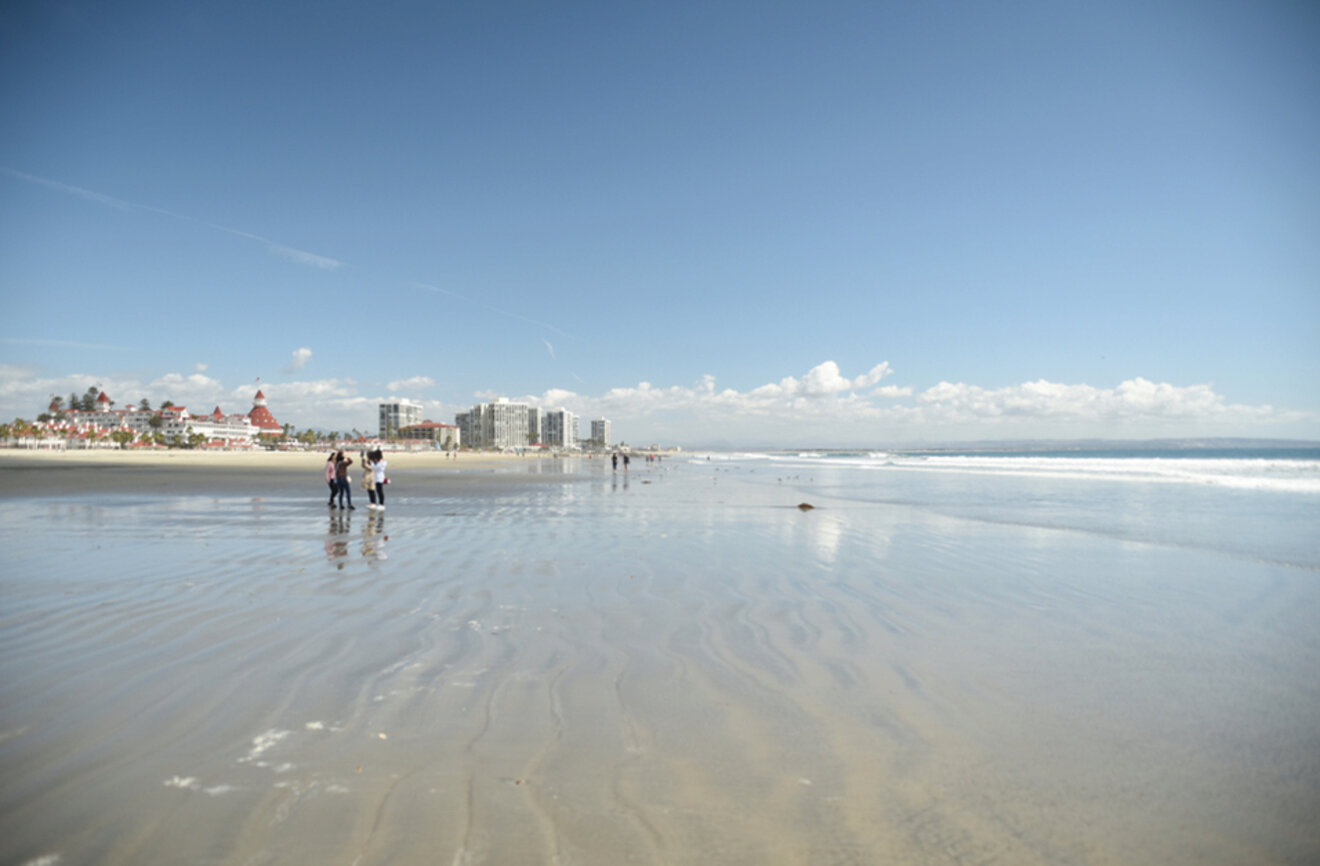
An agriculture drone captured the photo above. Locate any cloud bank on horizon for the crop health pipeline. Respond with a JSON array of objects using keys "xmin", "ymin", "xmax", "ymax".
[{"xmin": 1, "ymin": 360, "xmax": 1307, "ymax": 446}]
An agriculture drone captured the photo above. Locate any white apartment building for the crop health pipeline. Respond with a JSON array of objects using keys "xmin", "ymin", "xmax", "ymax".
[
  {"xmin": 590, "ymin": 418, "xmax": 610, "ymax": 446},
  {"xmin": 542, "ymin": 408, "xmax": 579, "ymax": 449},
  {"xmin": 487, "ymin": 399, "xmax": 531, "ymax": 449},
  {"xmin": 528, "ymin": 406, "xmax": 542, "ymax": 445},
  {"xmin": 456, "ymin": 399, "xmax": 533, "ymax": 450},
  {"xmin": 379, "ymin": 400, "xmax": 423, "ymax": 438},
  {"xmin": 455, "ymin": 410, "xmax": 475, "ymax": 447}
]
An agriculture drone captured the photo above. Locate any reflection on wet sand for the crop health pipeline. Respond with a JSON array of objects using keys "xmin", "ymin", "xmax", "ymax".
[{"xmin": 0, "ymin": 461, "xmax": 1316, "ymax": 865}]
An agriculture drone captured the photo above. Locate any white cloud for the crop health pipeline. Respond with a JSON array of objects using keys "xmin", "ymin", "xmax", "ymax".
[
  {"xmin": 285, "ymin": 347, "xmax": 313, "ymax": 372},
  {"xmin": 407, "ymin": 282, "xmax": 568, "ymax": 336},
  {"xmin": 801, "ymin": 361, "xmax": 893, "ymax": 396},
  {"xmin": 2, "ymin": 167, "xmax": 135, "ymax": 211},
  {"xmin": 543, "ymin": 339, "xmax": 556, "ymax": 360},
  {"xmin": 194, "ymin": 363, "xmax": 209, "ymax": 373},
  {"xmin": 494, "ymin": 364, "xmax": 1307, "ymax": 445},
  {"xmin": 4, "ymin": 168, "xmax": 343, "ymax": 272},
  {"xmin": 912, "ymin": 377, "xmax": 1274, "ymax": 426},
  {"xmin": 386, "ymin": 376, "xmax": 435, "ymax": 393},
  {"xmin": 266, "ymin": 244, "xmax": 342, "ymax": 271}
]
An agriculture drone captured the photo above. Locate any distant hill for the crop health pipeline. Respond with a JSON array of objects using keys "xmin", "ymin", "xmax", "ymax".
[{"xmin": 890, "ymin": 438, "xmax": 1320, "ymax": 453}]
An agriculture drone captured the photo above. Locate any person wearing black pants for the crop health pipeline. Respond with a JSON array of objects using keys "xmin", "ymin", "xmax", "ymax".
[
  {"xmin": 335, "ymin": 450, "xmax": 355, "ymax": 510},
  {"xmin": 367, "ymin": 449, "xmax": 387, "ymax": 510}
]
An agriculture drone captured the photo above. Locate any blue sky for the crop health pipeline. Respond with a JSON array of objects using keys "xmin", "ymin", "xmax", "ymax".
[{"xmin": 2, "ymin": 0, "xmax": 1317, "ymax": 446}]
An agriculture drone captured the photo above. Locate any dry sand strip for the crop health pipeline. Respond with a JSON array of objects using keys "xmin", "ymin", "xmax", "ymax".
[{"xmin": 0, "ymin": 450, "xmax": 583, "ymax": 498}]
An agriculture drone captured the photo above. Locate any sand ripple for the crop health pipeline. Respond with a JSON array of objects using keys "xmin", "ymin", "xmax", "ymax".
[{"xmin": 1, "ymin": 466, "xmax": 1318, "ymax": 864}]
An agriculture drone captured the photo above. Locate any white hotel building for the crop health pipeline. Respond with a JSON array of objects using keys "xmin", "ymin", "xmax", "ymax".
[{"xmin": 37, "ymin": 390, "xmax": 274, "ymax": 447}]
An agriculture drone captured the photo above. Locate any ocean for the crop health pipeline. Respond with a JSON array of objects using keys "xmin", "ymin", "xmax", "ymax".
[
  {"xmin": 709, "ymin": 446, "xmax": 1320, "ymax": 569},
  {"xmin": 0, "ymin": 447, "xmax": 1317, "ymax": 864}
]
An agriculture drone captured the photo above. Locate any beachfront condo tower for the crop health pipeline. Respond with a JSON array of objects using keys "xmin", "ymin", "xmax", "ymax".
[
  {"xmin": 528, "ymin": 406, "xmax": 542, "ymax": 445},
  {"xmin": 543, "ymin": 408, "xmax": 579, "ymax": 449},
  {"xmin": 591, "ymin": 418, "xmax": 610, "ymax": 446},
  {"xmin": 457, "ymin": 398, "xmax": 533, "ymax": 450},
  {"xmin": 379, "ymin": 400, "xmax": 422, "ymax": 439}
]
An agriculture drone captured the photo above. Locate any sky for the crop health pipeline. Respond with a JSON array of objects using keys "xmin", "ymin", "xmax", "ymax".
[{"xmin": 2, "ymin": 0, "xmax": 1317, "ymax": 447}]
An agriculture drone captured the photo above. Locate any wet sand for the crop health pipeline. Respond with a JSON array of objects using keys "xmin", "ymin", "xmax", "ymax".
[{"xmin": 0, "ymin": 456, "xmax": 1316, "ymax": 864}]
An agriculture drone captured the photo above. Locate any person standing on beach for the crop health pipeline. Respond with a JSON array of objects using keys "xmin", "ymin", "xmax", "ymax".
[
  {"xmin": 324, "ymin": 452, "xmax": 338, "ymax": 506},
  {"xmin": 361, "ymin": 449, "xmax": 377, "ymax": 507},
  {"xmin": 612, "ymin": 453, "xmax": 618, "ymax": 471},
  {"xmin": 623, "ymin": 453, "xmax": 630, "ymax": 472},
  {"xmin": 369, "ymin": 449, "xmax": 388, "ymax": 511},
  {"xmin": 335, "ymin": 450, "xmax": 355, "ymax": 510}
]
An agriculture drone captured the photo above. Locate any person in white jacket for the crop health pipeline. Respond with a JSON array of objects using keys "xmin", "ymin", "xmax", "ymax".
[{"xmin": 367, "ymin": 449, "xmax": 388, "ymax": 510}]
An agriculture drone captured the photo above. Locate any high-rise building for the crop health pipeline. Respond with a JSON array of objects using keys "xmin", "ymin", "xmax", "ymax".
[
  {"xmin": 455, "ymin": 410, "xmax": 475, "ymax": 447},
  {"xmin": 543, "ymin": 407, "xmax": 579, "ymax": 448},
  {"xmin": 379, "ymin": 400, "xmax": 422, "ymax": 439},
  {"xmin": 528, "ymin": 406, "xmax": 542, "ymax": 445},
  {"xmin": 591, "ymin": 418, "xmax": 610, "ymax": 446},
  {"xmin": 487, "ymin": 399, "xmax": 530, "ymax": 449},
  {"xmin": 457, "ymin": 399, "xmax": 533, "ymax": 449}
]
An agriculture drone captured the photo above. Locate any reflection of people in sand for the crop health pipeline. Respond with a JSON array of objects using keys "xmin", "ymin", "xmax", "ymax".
[
  {"xmin": 362, "ymin": 512, "xmax": 388, "ymax": 561},
  {"xmin": 324, "ymin": 511, "xmax": 350, "ymax": 563}
]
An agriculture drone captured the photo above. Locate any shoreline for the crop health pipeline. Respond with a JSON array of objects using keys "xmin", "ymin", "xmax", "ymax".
[
  {"xmin": 0, "ymin": 449, "xmax": 593, "ymax": 499},
  {"xmin": 0, "ymin": 448, "xmax": 551, "ymax": 469}
]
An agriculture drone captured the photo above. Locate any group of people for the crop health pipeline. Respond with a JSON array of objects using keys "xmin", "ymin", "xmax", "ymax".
[
  {"xmin": 609, "ymin": 452, "xmax": 662, "ymax": 471},
  {"xmin": 324, "ymin": 449, "xmax": 389, "ymax": 511}
]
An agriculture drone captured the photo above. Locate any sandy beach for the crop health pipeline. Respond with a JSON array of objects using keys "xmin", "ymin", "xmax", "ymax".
[
  {"xmin": 1, "ymin": 453, "xmax": 1316, "ymax": 864},
  {"xmin": 0, "ymin": 449, "xmax": 569, "ymax": 498}
]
